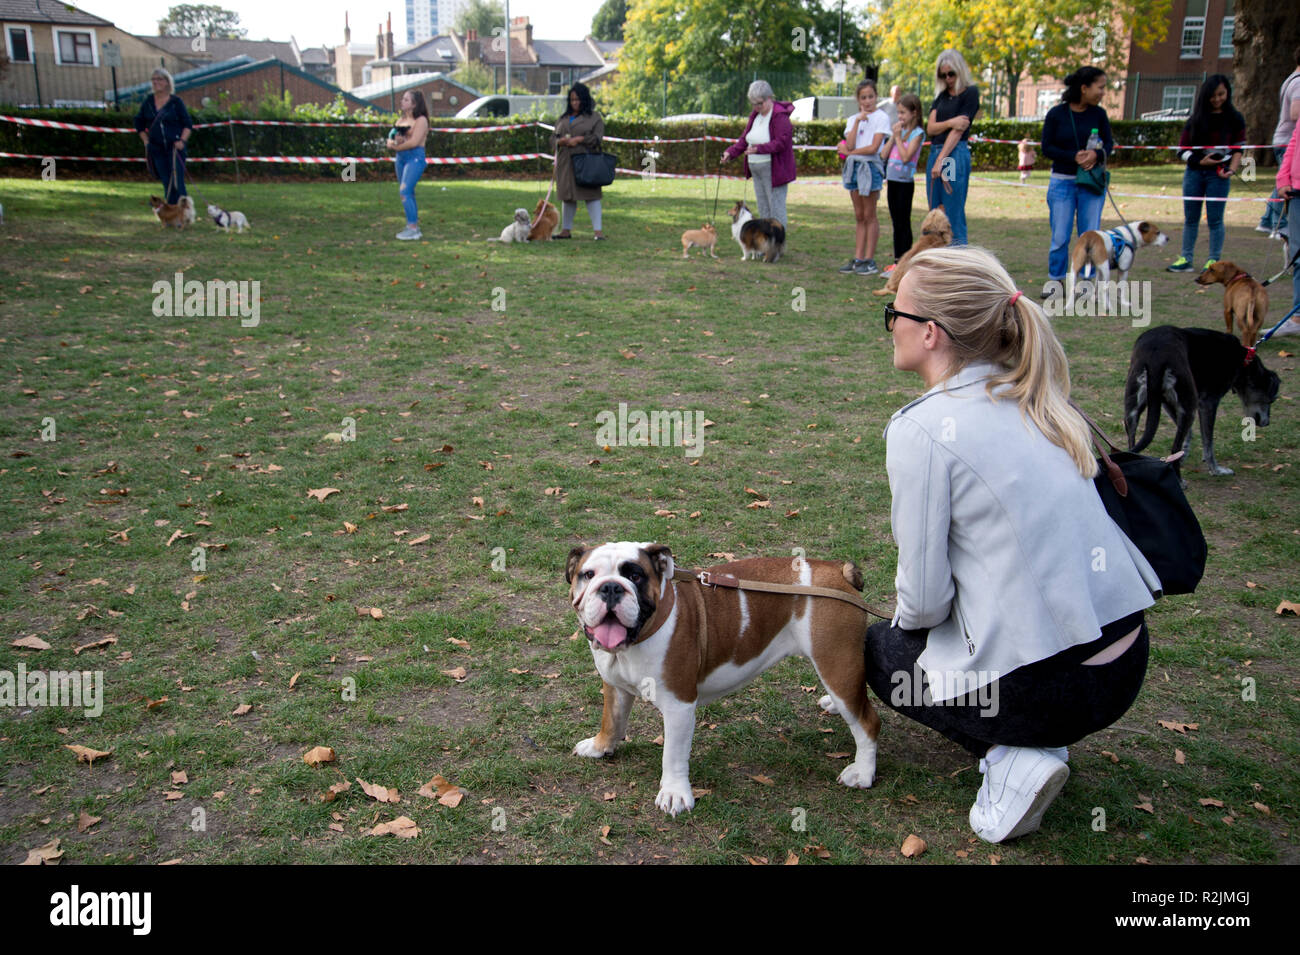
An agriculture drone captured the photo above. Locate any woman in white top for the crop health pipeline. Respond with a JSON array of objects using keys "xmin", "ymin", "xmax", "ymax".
[
  {"xmin": 869, "ymin": 245, "xmax": 1160, "ymax": 843},
  {"xmin": 721, "ymin": 80, "xmax": 797, "ymax": 228}
]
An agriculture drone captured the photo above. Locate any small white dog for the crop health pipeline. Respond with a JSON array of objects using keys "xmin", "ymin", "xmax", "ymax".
[
  {"xmin": 489, "ymin": 208, "xmax": 531, "ymax": 244},
  {"xmin": 206, "ymin": 203, "xmax": 250, "ymax": 233}
]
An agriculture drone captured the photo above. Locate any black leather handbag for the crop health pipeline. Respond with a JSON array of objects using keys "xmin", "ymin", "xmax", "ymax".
[
  {"xmin": 572, "ymin": 151, "xmax": 617, "ymax": 188},
  {"xmin": 1081, "ymin": 410, "xmax": 1207, "ymax": 597}
]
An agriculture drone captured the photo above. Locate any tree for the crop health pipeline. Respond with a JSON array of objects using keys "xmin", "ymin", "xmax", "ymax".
[
  {"xmin": 592, "ymin": 0, "xmax": 628, "ymax": 41},
  {"xmin": 874, "ymin": 0, "xmax": 1172, "ymax": 117},
  {"xmin": 1234, "ymin": 0, "xmax": 1300, "ymax": 163},
  {"xmin": 613, "ymin": 0, "xmax": 874, "ymax": 115},
  {"xmin": 455, "ymin": 0, "xmax": 506, "ymax": 38},
  {"xmin": 453, "ymin": 62, "xmax": 495, "ymax": 95},
  {"xmin": 157, "ymin": 4, "xmax": 246, "ymax": 38}
]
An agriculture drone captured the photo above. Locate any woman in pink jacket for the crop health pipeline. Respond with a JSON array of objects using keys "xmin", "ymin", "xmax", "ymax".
[
  {"xmin": 721, "ymin": 80, "xmax": 797, "ymax": 228},
  {"xmin": 1276, "ymin": 119, "xmax": 1300, "ymax": 336}
]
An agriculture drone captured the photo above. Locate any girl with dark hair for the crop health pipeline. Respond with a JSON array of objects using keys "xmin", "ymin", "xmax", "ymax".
[
  {"xmin": 552, "ymin": 82, "xmax": 606, "ymax": 239},
  {"xmin": 386, "ymin": 90, "xmax": 430, "ymax": 240},
  {"xmin": 1167, "ymin": 74, "xmax": 1245, "ymax": 272},
  {"xmin": 1038, "ymin": 67, "xmax": 1113, "ymax": 297}
]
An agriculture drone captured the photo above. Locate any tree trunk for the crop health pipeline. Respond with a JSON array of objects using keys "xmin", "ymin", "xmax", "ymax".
[
  {"xmin": 1005, "ymin": 57, "xmax": 1019, "ymax": 119},
  {"xmin": 1234, "ymin": 0, "xmax": 1300, "ymax": 166}
]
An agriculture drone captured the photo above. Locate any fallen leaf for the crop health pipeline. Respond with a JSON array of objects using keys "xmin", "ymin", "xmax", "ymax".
[
  {"xmin": 408, "ymin": 533, "xmax": 430, "ymax": 546},
  {"xmin": 12, "ymin": 636, "xmax": 50, "ymax": 650},
  {"xmin": 288, "ymin": 672, "xmax": 301, "ymax": 690},
  {"xmin": 1253, "ymin": 802, "xmax": 1270, "ymax": 815},
  {"xmin": 1135, "ymin": 801, "xmax": 1154, "ymax": 814},
  {"xmin": 1198, "ymin": 797, "xmax": 1224, "ymax": 808},
  {"xmin": 1157, "ymin": 720, "xmax": 1198, "ymax": 734},
  {"xmin": 370, "ymin": 816, "xmax": 420, "ymax": 837},
  {"xmin": 303, "ymin": 746, "xmax": 336, "ymax": 766},
  {"xmin": 441, "ymin": 666, "xmax": 468, "ymax": 682},
  {"xmin": 171, "ymin": 771, "xmax": 188, "ymax": 785},
  {"xmin": 306, "ymin": 487, "xmax": 341, "ymax": 502},
  {"xmin": 65, "ymin": 744, "xmax": 113, "ymax": 766},
  {"xmin": 20, "ymin": 839, "xmax": 62, "ymax": 865},
  {"xmin": 784, "ymin": 851, "xmax": 799, "ymax": 865},
  {"xmin": 163, "ymin": 791, "xmax": 183, "ymax": 801},
  {"xmin": 76, "ymin": 812, "xmax": 101, "ymax": 833},
  {"xmin": 1100, "ymin": 750, "xmax": 1120, "ymax": 763},
  {"xmin": 356, "ymin": 606, "xmax": 384, "ymax": 619},
  {"xmin": 343, "ymin": 522, "xmax": 357, "ymax": 534},
  {"xmin": 1175, "ymin": 749, "xmax": 1186, "ymax": 765},
  {"xmin": 1275, "ymin": 600, "xmax": 1300, "ymax": 617},
  {"xmin": 748, "ymin": 774, "xmax": 775, "ymax": 786},
  {"xmin": 73, "ymin": 636, "xmax": 117, "ymax": 655},
  {"xmin": 901, "ymin": 834, "xmax": 927, "ymax": 858},
  {"xmin": 232, "ymin": 703, "xmax": 252, "ymax": 716},
  {"xmin": 599, "ymin": 825, "xmax": 612, "ymax": 846},
  {"xmin": 356, "ymin": 778, "xmax": 400, "ymax": 803},
  {"xmin": 418, "ymin": 774, "xmax": 465, "ymax": 807},
  {"xmin": 446, "ymin": 638, "xmax": 470, "ymax": 648}
]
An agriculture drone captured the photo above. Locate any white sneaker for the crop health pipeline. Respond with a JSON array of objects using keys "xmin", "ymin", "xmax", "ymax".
[
  {"xmin": 1271, "ymin": 319, "xmax": 1300, "ymax": 337},
  {"xmin": 969, "ymin": 747, "xmax": 1070, "ymax": 843},
  {"xmin": 396, "ymin": 226, "xmax": 422, "ymax": 240}
]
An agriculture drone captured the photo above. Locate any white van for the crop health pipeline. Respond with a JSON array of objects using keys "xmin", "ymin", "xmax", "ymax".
[
  {"xmin": 454, "ymin": 94, "xmax": 568, "ymax": 119},
  {"xmin": 791, "ymin": 96, "xmax": 859, "ymax": 122}
]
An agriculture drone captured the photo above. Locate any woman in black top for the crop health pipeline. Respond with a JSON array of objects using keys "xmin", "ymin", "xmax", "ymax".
[
  {"xmin": 1039, "ymin": 68, "xmax": 1113, "ymax": 295},
  {"xmin": 1167, "ymin": 74, "xmax": 1245, "ymax": 273},
  {"xmin": 925, "ymin": 48, "xmax": 979, "ymax": 245},
  {"xmin": 133, "ymin": 68, "xmax": 193, "ymax": 205}
]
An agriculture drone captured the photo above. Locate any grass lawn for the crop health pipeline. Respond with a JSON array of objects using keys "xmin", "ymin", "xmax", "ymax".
[{"xmin": 0, "ymin": 166, "xmax": 1296, "ymax": 865}]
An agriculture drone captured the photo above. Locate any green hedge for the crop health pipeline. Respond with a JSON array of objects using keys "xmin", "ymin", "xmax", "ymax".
[{"xmin": 0, "ymin": 107, "xmax": 1184, "ymax": 181}]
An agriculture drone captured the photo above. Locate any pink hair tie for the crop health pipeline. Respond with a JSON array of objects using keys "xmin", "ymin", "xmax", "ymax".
[{"xmin": 1009, "ymin": 290, "xmax": 1023, "ymax": 306}]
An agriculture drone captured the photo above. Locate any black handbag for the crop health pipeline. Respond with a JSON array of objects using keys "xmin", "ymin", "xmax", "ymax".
[
  {"xmin": 1071, "ymin": 119, "xmax": 1109, "ymax": 195},
  {"xmin": 1080, "ymin": 409, "xmax": 1207, "ymax": 597},
  {"xmin": 572, "ymin": 151, "xmax": 617, "ymax": 188}
]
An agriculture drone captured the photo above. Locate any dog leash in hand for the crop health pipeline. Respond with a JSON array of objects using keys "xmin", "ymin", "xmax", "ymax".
[
  {"xmin": 531, "ymin": 148, "xmax": 558, "ymax": 230},
  {"xmin": 672, "ymin": 568, "xmax": 893, "ymax": 620}
]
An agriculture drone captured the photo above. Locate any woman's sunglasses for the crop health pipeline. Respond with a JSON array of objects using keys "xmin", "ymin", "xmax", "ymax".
[
  {"xmin": 938, "ymin": 70, "xmax": 957, "ymax": 79},
  {"xmin": 884, "ymin": 303, "xmax": 953, "ymax": 339}
]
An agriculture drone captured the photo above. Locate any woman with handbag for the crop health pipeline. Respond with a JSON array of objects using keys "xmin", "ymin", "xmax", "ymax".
[
  {"xmin": 721, "ymin": 80, "xmax": 796, "ymax": 228},
  {"xmin": 868, "ymin": 245, "xmax": 1161, "ymax": 843},
  {"xmin": 1167, "ymin": 75, "xmax": 1245, "ymax": 273},
  {"xmin": 1039, "ymin": 68, "xmax": 1113, "ymax": 298},
  {"xmin": 552, "ymin": 83, "xmax": 606, "ymax": 240}
]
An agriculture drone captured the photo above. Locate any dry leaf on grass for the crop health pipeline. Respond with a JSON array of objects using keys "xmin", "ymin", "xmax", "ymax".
[
  {"xmin": 1275, "ymin": 600, "xmax": 1300, "ymax": 617},
  {"xmin": 12, "ymin": 636, "xmax": 51, "ymax": 650},
  {"xmin": 418, "ymin": 774, "xmax": 465, "ymax": 807},
  {"xmin": 65, "ymin": 744, "xmax": 113, "ymax": 766},
  {"xmin": 77, "ymin": 812, "xmax": 101, "ymax": 833},
  {"xmin": 356, "ymin": 778, "xmax": 400, "ymax": 803},
  {"xmin": 784, "ymin": 851, "xmax": 799, "ymax": 865},
  {"xmin": 356, "ymin": 606, "xmax": 384, "ymax": 619},
  {"xmin": 900, "ymin": 834, "xmax": 927, "ymax": 858},
  {"xmin": 598, "ymin": 825, "xmax": 612, "ymax": 846},
  {"xmin": 369, "ymin": 816, "xmax": 420, "ymax": 838},
  {"xmin": 288, "ymin": 672, "xmax": 301, "ymax": 690},
  {"xmin": 171, "ymin": 770, "xmax": 188, "ymax": 785},
  {"xmin": 748, "ymin": 774, "xmax": 775, "ymax": 786},
  {"xmin": 306, "ymin": 487, "xmax": 341, "ymax": 502},
  {"xmin": 1199, "ymin": 797, "xmax": 1225, "ymax": 808},
  {"xmin": 441, "ymin": 666, "xmax": 468, "ymax": 682},
  {"xmin": 20, "ymin": 839, "xmax": 63, "ymax": 865},
  {"xmin": 1157, "ymin": 720, "xmax": 1199, "ymax": 734},
  {"xmin": 408, "ymin": 533, "xmax": 430, "ymax": 546},
  {"xmin": 303, "ymin": 746, "xmax": 336, "ymax": 766},
  {"xmin": 232, "ymin": 703, "xmax": 252, "ymax": 716},
  {"xmin": 1134, "ymin": 801, "xmax": 1154, "ymax": 814},
  {"xmin": 73, "ymin": 636, "xmax": 117, "ymax": 655},
  {"xmin": 163, "ymin": 791, "xmax": 183, "ymax": 801},
  {"xmin": 1175, "ymin": 749, "xmax": 1186, "ymax": 765},
  {"xmin": 320, "ymin": 780, "xmax": 351, "ymax": 802}
]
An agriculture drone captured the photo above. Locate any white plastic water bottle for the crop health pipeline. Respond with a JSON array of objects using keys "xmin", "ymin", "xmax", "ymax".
[{"xmin": 1086, "ymin": 128, "xmax": 1103, "ymax": 155}]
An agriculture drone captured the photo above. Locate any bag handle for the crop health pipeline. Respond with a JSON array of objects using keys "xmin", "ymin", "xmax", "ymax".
[{"xmin": 1070, "ymin": 401, "xmax": 1128, "ymax": 498}]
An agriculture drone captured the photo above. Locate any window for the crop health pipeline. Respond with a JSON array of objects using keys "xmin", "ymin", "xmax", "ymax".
[
  {"xmin": 6, "ymin": 25, "xmax": 33, "ymax": 62},
  {"xmin": 1181, "ymin": 0, "xmax": 1206, "ymax": 58},
  {"xmin": 1220, "ymin": 17, "xmax": 1235, "ymax": 58},
  {"xmin": 549, "ymin": 69, "xmax": 563, "ymax": 94},
  {"xmin": 1037, "ymin": 88, "xmax": 1062, "ymax": 116},
  {"xmin": 1162, "ymin": 85, "xmax": 1195, "ymax": 114},
  {"xmin": 54, "ymin": 28, "xmax": 97, "ymax": 66}
]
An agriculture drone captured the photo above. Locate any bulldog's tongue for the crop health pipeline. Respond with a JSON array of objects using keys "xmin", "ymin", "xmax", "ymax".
[{"xmin": 592, "ymin": 620, "xmax": 627, "ymax": 648}]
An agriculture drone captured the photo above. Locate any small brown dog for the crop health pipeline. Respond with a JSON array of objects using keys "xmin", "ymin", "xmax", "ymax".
[
  {"xmin": 527, "ymin": 198, "xmax": 560, "ymax": 241},
  {"xmin": 1195, "ymin": 260, "xmax": 1268, "ymax": 347},
  {"xmin": 874, "ymin": 207, "xmax": 952, "ymax": 296},
  {"xmin": 680, "ymin": 223, "xmax": 718, "ymax": 258},
  {"xmin": 149, "ymin": 195, "xmax": 195, "ymax": 229}
]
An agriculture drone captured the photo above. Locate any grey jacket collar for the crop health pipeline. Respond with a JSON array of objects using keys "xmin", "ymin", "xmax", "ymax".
[{"xmin": 888, "ymin": 361, "xmax": 1007, "ymax": 427}]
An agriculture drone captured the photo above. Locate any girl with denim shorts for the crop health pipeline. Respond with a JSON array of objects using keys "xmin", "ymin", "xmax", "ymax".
[{"xmin": 839, "ymin": 79, "xmax": 892, "ymax": 275}]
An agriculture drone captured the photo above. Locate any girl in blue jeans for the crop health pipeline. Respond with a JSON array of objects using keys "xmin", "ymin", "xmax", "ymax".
[
  {"xmin": 386, "ymin": 90, "xmax": 430, "ymax": 240},
  {"xmin": 1039, "ymin": 67, "xmax": 1112, "ymax": 296},
  {"xmin": 1168, "ymin": 75, "xmax": 1245, "ymax": 272}
]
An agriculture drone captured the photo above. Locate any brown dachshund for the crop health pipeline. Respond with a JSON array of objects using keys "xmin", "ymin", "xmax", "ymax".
[{"xmin": 1195, "ymin": 260, "xmax": 1268, "ymax": 347}]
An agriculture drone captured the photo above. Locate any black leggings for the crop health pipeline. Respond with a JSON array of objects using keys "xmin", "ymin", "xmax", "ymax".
[
  {"xmin": 864, "ymin": 611, "xmax": 1148, "ymax": 757},
  {"xmin": 886, "ymin": 179, "xmax": 915, "ymax": 260}
]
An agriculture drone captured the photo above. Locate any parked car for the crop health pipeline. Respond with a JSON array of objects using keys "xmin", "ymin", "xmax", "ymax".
[{"xmin": 454, "ymin": 94, "xmax": 567, "ymax": 119}]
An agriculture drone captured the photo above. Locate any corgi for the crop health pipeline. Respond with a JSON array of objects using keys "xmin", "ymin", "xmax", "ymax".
[
  {"xmin": 490, "ymin": 208, "xmax": 532, "ymax": 244},
  {"xmin": 728, "ymin": 201, "xmax": 785, "ymax": 263},
  {"xmin": 680, "ymin": 223, "xmax": 718, "ymax": 258},
  {"xmin": 149, "ymin": 195, "xmax": 195, "ymax": 229},
  {"xmin": 206, "ymin": 203, "xmax": 250, "ymax": 233},
  {"xmin": 527, "ymin": 198, "xmax": 560, "ymax": 241}
]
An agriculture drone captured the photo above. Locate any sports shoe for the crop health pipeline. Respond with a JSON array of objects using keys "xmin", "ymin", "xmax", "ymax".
[
  {"xmin": 396, "ymin": 226, "xmax": 422, "ymax": 240},
  {"xmin": 1166, "ymin": 257, "xmax": 1192, "ymax": 272},
  {"xmin": 883, "ymin": 263, "xmax": 898, "ymax": 274},
  {"xmin": 969, "ymin": 746, "xmax": 1070, "ymax": 843},
  {"xmin": 1255, "ymin": 224, "xmax": 1274, "ymax": 234},
  {"xmin": 855, "ymin": 258, "xmax": 880, "ymax": 275},
  {"xmin": 1203, "ymin": 259, "xmax": 1217, "ymax": 271},
  {"xmin": 838, "ymin": 259, "xmax": 863, "ymax": 273},
  {"xmin": 1271, "ymin": 319, "xmax": 1300, "ymax": 337}
]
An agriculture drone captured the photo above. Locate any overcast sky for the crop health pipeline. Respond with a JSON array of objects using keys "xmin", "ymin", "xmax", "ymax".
[{"xmin": 101, "ymin": 1, "xmax": 612, "ymax": 49}]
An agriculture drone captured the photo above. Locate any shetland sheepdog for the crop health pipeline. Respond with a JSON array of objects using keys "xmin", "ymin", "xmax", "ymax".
[{"xmin": 729, "ymin": 201, "xmax": 785, "ymax": 263}]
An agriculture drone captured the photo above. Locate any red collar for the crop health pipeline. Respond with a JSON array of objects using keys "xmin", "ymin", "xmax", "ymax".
[{"xmin": 1226, "ymin": 271, "xmax": 1252, "ymax": 288}]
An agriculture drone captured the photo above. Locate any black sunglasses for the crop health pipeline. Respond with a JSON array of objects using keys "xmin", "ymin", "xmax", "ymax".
[
  {"xmin": 938, "ymin": 70, "xmax": 957, "ymax": 79},
  {"xmin": 884, "ymin": 303, "xmax": 953, "ymax": 339}
]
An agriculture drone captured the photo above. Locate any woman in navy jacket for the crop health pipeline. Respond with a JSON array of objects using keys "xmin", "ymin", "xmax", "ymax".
[
  {"xmin": 134, "ymin": 68, "xmax": 193, "ymax": 205},
  {"xmin": 1039, "ymin": 68, "xmax": 1113, "ymax": 297}
]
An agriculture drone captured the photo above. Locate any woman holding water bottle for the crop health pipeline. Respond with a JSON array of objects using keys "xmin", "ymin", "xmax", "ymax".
[{"xmin": 1039, "ymin": 68, "xmax": 1113, "ymax": 298}]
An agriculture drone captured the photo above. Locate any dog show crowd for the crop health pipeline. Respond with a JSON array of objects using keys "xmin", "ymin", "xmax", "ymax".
[{"xmin": 129, "ymin": 49, "xmax": 1296, "ymax": 845}]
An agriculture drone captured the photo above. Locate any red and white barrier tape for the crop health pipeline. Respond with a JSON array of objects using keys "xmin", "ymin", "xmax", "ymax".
[
  {"xmin": 0, "ymin": 150, "xmax": 547, "ymax": 164},
  {"xmin": 969, "ymin": 134, "xmax": 1273, "ymax": 151},
  {"xmin": 969, "ymin": 174, "xmax": 1282, "ymax": 202}
]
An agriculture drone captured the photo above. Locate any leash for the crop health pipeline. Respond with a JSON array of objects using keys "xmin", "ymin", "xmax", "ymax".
[
  {"xmin": 672, "ymin": 568, "xmax": 892, "ymax": 620},
  {"xmin": 531, "ymin": 148, "xmax": 558, "ymax": 229},
  {"xmin": 1250, "ymin": 300, "xmax": 1300, "ymax": 351},
  {"xmin": 1260, "ymin": 238, "xmax": 1300, "ymax": 288},
  {"xmin": 709, "ymin": 158, "xmax": 723, "ymax": 226}
]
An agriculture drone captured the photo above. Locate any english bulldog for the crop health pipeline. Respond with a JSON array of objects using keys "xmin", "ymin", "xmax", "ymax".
[{"xmin": 566, "ymin": 541, "xmax": 880, "ymax": 816}]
